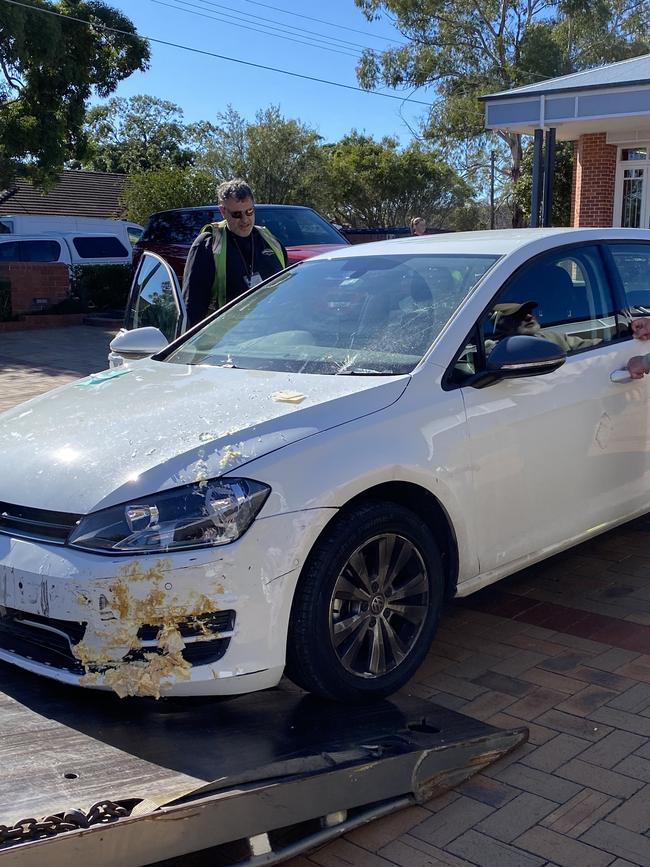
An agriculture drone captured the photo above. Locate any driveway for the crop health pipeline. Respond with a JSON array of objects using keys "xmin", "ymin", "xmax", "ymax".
[
  {"xmin": 0, "ymin": 325, "xmax": 114, "ymax": 413},
  {"xmin": 2, "ymin": 326, "xmax": 650, "ymax": 866}
]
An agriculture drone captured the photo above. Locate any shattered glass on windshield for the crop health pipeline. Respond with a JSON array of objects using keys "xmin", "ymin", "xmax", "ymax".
[{"xmin": 166, "ymin": 254, "xmax": 499, "ymax": 375}]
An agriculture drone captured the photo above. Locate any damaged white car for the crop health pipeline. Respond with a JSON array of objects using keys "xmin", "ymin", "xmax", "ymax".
[{"xmin": 1, "ymin": 229, "xmax": 650, "ymax": 700}]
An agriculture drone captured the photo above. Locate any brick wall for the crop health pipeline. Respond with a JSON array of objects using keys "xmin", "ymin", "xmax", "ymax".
[
  {"xmin": 0, "ymin": 263, "xmax": 70, "ymax": 315},
  {"xmin": 571, "ymin": 132, "xmax": 618, "ymax": 227}
]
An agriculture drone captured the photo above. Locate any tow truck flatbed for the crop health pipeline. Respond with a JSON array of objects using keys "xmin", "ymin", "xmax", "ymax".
[{"xmin": 0, "ymin": 662, "xmax": 527, "ymax": 865}]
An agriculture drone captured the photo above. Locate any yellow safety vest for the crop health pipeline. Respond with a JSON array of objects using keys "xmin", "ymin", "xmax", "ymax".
[{"xmin": 201, "ymin": 220, "xmax": 286, "ymax": 309}]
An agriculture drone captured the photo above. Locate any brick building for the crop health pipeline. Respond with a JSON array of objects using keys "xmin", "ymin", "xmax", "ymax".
[{"xmin": 481, "ymin": 54, "xmax": 650, "ymax": 228}]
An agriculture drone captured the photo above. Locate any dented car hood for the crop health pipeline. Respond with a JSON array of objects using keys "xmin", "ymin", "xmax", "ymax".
[{"xmin": 0, "ymin": 359, "xmax": 409, "ymax": 514}]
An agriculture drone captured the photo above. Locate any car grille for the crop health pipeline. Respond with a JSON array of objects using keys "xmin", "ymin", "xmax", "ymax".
[
  {"xmin": 0, "ymin": 501, "xmax": 81, "ymax": 545},
  {"xmin": 0, "ymin": 608, "xmax": 87, "ymax": 674},
  {"xmin": 0, "ymin": 607, "xmax": 235, "ymax": 674}
]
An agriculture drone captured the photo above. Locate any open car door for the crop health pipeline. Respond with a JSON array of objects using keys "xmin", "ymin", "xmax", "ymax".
[{"xmin": 124, "ymin": 251, "xmax": 187, "ymax": 341}]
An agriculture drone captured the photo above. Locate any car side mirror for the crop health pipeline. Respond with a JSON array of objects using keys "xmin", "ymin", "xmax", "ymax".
[
  {"xmin": 109, "ymin": 326, "xmax": 169, "ymax": 361},
  {"xmin": 470, "ymin": 335, "xmax": 566, "ymax": 389}
]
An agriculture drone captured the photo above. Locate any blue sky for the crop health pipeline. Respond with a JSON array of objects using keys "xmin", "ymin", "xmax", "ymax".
[{"xmin": 98, "ymin": 0, "xmax": 432, "ymax": 145}]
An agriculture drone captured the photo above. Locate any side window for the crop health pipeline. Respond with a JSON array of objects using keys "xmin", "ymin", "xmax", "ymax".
[
  {"xmin": 18, "ymin": 240, "xmax": 61, "ymax": 262},
  {"xmin": 127, "ymin": 225, "xmax": 143, "ymax": 246},
  {"xmin": 127, "ymin": 256, "xmax": 181, "ymax": 341},
  {"xmin": 482, "ymin": 246, "xmax": 620, "ymax": 357},
  {"xmin": 449, "ymin": 246, "xmax": 621, "ymax": 385},
  {"xmin": 72, "ymin": 236, "xmax": 129, "ymax": 259},
  {"xmin": 606, "ymin": 243, "xmax": 650, "ymax": 314},
  {"xmin": 0, "ymin": 241, "xmax": 17, "ymax": 261}
]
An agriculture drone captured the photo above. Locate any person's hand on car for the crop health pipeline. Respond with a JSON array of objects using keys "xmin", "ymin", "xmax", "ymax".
[
  {"xmin": 631, "ymin": 318, "xmax": 650, "ymax": 340},
  {"xmin": 627, "ymin": 356, "xmax": 648, "ymax": 379}
]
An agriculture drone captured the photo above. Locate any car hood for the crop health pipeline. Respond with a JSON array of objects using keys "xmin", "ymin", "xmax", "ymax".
[
  {"xmin": 286, "ymin": 243, "xmax": 348, "ymax": 262},
  {"xmin": 0, "ymin": 360, "xmax": 408, "ymax": 514}
]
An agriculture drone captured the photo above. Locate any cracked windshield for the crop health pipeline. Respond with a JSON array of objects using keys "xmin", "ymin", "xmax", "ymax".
[{"xmin": 167, "ymin": 254, "xmax": 498, "ymax": 375}]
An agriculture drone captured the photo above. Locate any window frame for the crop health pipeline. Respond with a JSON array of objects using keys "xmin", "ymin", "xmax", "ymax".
[{"xmin": 614, "ymin": 144, "xmax": 650, "ymax": 229}]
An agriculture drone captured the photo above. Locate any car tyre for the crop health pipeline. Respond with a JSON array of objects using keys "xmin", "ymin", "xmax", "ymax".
[{"xmin": 285, "ymin": 500, "xmax": 444, "ymax": 701}]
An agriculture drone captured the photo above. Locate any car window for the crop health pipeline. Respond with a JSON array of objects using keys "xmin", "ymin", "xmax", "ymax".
[
  {"xmin": 141, "ymin": 209, "xmax": 220, "ymax": 244},
  {"xmin": 606, "ymin": 242, "xmax": 650, "ymax": 314},
  {"xmin": 127, "ymin": 225, "xmax": 143, "ymax": 246},
  {"xmin": 0, "ymin": 240, "xmax": 61, "ymax": 262},
  {"xmin": 71, "ymin": 236, "xmax": 129, "ymax": 258},
  {"xmin": 449, "ymin": 245, "xmax": 623, "ymax": 385},
  {"xmin": 165, "ymin": 253, "xmax": 497, "ymax": 375},
  {"xmin": 20, "ymin": 240, "xmax": 62, "ymax": 262},
  {"xmin": 0, "ymin": 241, "xmax": 18, "ymax": 260},
  {"xmin": 255, "ymin": 207, "xmax": 346, "ymax": 247},
  {"xmin": 127, "ymin": 256, "xmax": 181, "ymax": 341}
]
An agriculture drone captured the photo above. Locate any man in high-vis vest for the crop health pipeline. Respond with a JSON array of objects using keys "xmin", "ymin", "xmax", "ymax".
[{"xmin": 182, "ymin": 178, "xmax": 287, "ymax": 327}]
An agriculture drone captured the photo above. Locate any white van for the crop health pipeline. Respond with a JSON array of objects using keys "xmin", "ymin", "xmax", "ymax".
[
  {"xmin": 0, "ymin": 233, "xmax": 132, "ymax": 266},
  {"xmin": 0, "ymin": 215, "xmax": 143, "ymax": 247}
]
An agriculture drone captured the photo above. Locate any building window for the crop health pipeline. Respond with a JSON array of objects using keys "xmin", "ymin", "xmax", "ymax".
[
  {"xmin": 621, "ymin": 148, "xmax": 647, "ymax": 161},
  {"xmin": 615, "ymin": 145, "xmax": 650, "ymax": 228}
]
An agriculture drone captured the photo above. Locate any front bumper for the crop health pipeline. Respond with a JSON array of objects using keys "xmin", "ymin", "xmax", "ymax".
[{"xmin": 0, "ymin": 508, "xmax": 335, "ymax": 697}]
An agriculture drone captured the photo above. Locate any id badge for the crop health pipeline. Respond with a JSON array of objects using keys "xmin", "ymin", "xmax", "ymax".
[{"xmin": 246, "ymin": 272, "xmax": 263, "ymax": 289}]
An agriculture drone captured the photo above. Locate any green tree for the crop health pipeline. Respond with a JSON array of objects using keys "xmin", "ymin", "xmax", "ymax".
[
  {"xmin": 84, "ymin": 95, "xmax": 194, "ymax": 173},
  {"xmin": 0, "ymin": 0, "xmax": 149, "ymax": 188},
  {"xmin": 195, "ymin": 105, "xmax": 324, "ymax": 204},
  {"xmin": 354, "ymin": 0, "xmax": 649, "ymax": 225},
  {"xmin": 318, "ymin": 132, "xmax": 472, "ymax": 228},
  {"xmin": 120, "ymin": 165, "xmax": 216, "ymax": 225}
]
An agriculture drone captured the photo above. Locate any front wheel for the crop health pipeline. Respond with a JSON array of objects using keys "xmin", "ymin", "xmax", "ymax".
[{"xmin": 285, "ymin": 501, "xmax": 444, "ymax": 701}]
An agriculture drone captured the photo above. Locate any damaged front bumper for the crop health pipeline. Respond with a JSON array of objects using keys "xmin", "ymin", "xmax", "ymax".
[{"xmin": 0, "ymin": 509, "xmax": 335, "ymax": 698}]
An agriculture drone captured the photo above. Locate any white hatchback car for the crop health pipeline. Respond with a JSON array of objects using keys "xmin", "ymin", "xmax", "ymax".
[{"xmin": 1, "ymin": 228, "xmax": 649, "ymax": 701}]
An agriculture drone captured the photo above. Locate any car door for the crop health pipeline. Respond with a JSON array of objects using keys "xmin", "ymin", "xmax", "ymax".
[
  {"xmin": 124, "ymin": 251, "xmax": 187, "ymax": 341},
  {"xmin": 452, "ymin": 243, "xmax": 649, "ymax": 578}
]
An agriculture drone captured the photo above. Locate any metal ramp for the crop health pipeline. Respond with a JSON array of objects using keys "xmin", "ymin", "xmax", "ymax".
[{"xmin": 0, "ymin": 662, "xmax": 527, "ymax": 866}]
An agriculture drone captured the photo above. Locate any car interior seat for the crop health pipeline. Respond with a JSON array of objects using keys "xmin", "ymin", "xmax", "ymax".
[{"xmin": 520, "ymin": 263, "xmax": 584, "ymax": 325}]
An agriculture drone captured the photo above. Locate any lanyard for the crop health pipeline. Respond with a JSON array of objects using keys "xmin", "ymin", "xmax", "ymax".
[{"xmin": 232, "ymin": 233, "xmax": 254, "ymax": 277}]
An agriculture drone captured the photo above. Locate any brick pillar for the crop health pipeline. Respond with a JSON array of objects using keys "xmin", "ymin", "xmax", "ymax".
[{"xmin": 571, "ymin": 133, "xmax": 617, "ymax": 227}]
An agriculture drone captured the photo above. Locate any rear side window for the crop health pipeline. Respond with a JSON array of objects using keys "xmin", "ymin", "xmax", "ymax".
[
  {"xmin": 255, "ymin": 207, "xmax": 346, "ymax": 247},
  {"xmin": 72, "ymin": 236, "xmax": 129, "ymax": 258},
  {"xmin": 141, "ymin": 209, "xmax": 220, "ymax": 244},
  {"xmin": 0, "ymin": 240, "xmax": 61, "ymax": 262},
  {"xmin": 127, "ymin": 225, "xmax": 143, "ymax": 245}
]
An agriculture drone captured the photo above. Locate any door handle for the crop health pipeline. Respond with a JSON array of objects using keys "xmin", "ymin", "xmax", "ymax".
[{"xmin": 610, "ymin": 369, "xmax": 632, "ymax": 383}]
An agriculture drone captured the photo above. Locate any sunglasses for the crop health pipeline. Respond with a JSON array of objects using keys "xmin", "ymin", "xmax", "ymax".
[{"xmin": 224, "ymin": 206, "xmax": 255, "ymax": 220}]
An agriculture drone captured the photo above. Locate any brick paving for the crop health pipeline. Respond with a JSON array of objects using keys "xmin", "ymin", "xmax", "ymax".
[
  {"xmin": 2, "ymin": 327, "xmax": 650, "ymax": 865},
  {"xmin": 0, "ymin": 325, "xmax": 115, "ymax": 413}
]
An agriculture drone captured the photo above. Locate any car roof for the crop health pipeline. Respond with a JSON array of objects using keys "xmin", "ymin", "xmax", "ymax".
[{"xmin": 319, "ymin": 227, "xmax": 650, "ymax": 260}]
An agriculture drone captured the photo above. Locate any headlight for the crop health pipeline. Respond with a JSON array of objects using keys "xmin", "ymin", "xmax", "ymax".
[{"xmin": 68, "ymin": 478, "xmax": 270, "ymax": 554}]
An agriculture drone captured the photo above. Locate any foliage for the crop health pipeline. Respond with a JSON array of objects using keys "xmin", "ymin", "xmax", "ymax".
[
  {"xmin": 84, "ymin": 95, "xmax": 194, "ymax": 173},
  {"xmin": 194, "ymin": 105, "xmax": 324, "ymax": 205},
  {"xmin": 70, "ymin": 263, "xmax": 132, "ymax": 312},
  {"xmin": 120, "ymin": 165, "xmax": 217, "ymax": 224},
  {"xmin": 354, "ymin": 0, "xmax": 649, "ymax": 225},
  {"xmin": 317, "ymin": 133, "xmax": 473, "ymax": 228},
  {"xmin": 513, "ymin": 140, "xmax": 574, "ymax": 226},
  {"xmin": 0, "ymin": 279, "xmax": 11, "ymax": 321},
  {"xmin": 0, "ymin": 0, "xmax": 149, "ymax": 189}
]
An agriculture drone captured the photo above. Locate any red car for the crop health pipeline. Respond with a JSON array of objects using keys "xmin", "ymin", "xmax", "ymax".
[{"xmin": 133, "ymin": 203, "xmax": 349, "ymax": 278}]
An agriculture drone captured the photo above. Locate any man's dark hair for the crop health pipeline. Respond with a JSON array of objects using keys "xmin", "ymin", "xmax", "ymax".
[{"xmin": 217, "ymin": 178, "xmax": 254, "ymax": 205}]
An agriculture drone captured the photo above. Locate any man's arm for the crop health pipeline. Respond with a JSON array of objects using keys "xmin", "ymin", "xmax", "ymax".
[{"xmin": 182, "ymin": 233, "xmax": 215, "ymax": 327}]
